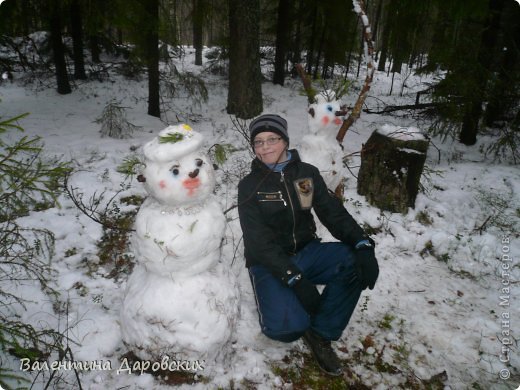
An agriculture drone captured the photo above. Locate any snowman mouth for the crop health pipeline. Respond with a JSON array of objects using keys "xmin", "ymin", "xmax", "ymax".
[{"xmin": 182, "ymin": 178, "xmax": 200, "ymax": 195}]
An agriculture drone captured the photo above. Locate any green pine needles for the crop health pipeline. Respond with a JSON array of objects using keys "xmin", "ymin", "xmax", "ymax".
[
  {"xmin": 0, "ymin": 114, "xmax": 70, "ymax": 221},
  {"xmin": 96, "ymin": 100, "xmax": 140, "ymax": 139},
  {"xmin": 0, "ymin": 112, "xmax": 70, "ymax": 388},
  {"xmin": 159, "ymin": 132, "xmax": 184, "ymax": 144},
  {"xmin": 117, "ymin": 155, "xmax": 145, "ymax": 177}
]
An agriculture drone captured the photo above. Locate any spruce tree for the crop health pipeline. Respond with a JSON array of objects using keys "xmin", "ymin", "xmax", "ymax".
[{"xmin": 227, "ymin": 0, "xmax": 263, "ymax": 119}]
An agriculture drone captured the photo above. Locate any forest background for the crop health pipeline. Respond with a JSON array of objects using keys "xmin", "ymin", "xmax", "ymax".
[
  {"xmin": 0, "ymin": 0, "xmax": 519, "ymax": 389},
  {"xmin": 1, "ymin": 0, "xmax": 519, "ymax": 148}
]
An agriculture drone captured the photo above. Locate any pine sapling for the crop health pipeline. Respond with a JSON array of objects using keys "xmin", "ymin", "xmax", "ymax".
[{"xmin": 96, "ymin": 100, "xmax": 140, "ymax": 139}]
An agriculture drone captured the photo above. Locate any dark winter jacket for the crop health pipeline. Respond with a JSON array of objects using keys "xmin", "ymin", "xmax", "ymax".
[{"xmin": 237, "ymin": 149, "xmax": 367, "ymax": 284}]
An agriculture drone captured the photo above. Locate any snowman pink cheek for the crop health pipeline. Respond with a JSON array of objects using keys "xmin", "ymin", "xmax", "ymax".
[
  {"xmin": 159, "ymin": 180, "xmax": 167, "ymax": 189},
  {"xmin": 321, "ymin": 116, "xmax": 330, "ymax": 125},
  {"xmin": 334, "ymin": 117, "xmax": 342, "ymax": 125}
]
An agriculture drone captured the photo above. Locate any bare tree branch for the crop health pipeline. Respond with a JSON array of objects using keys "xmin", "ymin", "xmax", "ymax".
[
  {"xmin": 336, "ymin": 0, "xmax": 376, "ymax": 143},
  {"xmin": 295, "ymin": 63, "xmax": 316, "ymax": 104}
]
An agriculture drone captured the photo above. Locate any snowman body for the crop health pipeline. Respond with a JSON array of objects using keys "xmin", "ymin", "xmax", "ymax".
[
  {"xmin": 300, "ymin": 92, "xmax": 346, "ymax": 190},
  {"xmin": 131, "ymin": 195, "xmax": 225, "ymax": 277},
  {"xmin": 121, "ymin": 124, "xmax": 238, "ymax": 364}
]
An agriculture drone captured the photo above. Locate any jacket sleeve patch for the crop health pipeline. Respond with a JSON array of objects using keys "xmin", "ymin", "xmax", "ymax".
[{"xmin": 293, "ymin": 178, "xmax": 314, "ymax": 210}]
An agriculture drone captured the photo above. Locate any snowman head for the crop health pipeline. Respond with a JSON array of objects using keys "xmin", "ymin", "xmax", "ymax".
[
  {"xmin": 139, "ymin": 124, "xmax": 215, "ymax": 205},
  {"xmin": 307, "ymin": 90, "xmax": 346, "ymax": 136}
]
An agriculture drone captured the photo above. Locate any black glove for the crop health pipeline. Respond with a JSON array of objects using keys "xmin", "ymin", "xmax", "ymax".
[
  {"xmin": 354, "ymin": 241, "xmax": 379, "ymax": 290},
  {"xmin": 292, "ymin": 276, "xmax": 321, "ymax": 316}
]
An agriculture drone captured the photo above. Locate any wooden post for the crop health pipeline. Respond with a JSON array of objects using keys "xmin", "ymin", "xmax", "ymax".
[{"xmin": 357, "ymin": 127, "xmax": 429, "ymax": 214}]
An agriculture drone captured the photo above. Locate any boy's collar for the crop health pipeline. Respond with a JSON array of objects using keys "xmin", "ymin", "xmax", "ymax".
[{"xmin": 252, "ymin": 149, "xmax": 301, "ymax": 172}]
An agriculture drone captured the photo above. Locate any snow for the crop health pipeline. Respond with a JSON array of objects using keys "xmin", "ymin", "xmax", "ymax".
[
  {"xmin": 377, "ymin": 123, "xmax": 428, "ymax": 141},
  {"xmin": 397, "ymin": 147, "xmax": 426, "ymax": 155},
  {"xmin": 0, "ymin": 45, "xmax": 519, "ymax": 389}
]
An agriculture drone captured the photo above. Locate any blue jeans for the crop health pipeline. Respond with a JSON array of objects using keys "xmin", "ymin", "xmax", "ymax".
[{"xmin": 248, "ymin": 239, "xmax": 362, "ymax": 342}]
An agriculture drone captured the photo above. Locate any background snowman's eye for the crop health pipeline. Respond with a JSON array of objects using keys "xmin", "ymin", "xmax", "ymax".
[
  {"xmin": 326, "ymin": 105, "xmax": 333, "ymax": 112},
  {"xmin": 170, "ymin": 165, "xmax": 180, "ymax": 175},
  {"xmin": 195, "ymin": 158, "xmax": 203, "ymax": 167}
]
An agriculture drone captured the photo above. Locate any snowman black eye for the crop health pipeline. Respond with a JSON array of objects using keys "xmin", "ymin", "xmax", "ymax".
[
  {"xmin": 326, "ymin": 105, "xmax": 333, "ymax": 112},
  {"xmin": 195, "ymin": 158, "xmax": 203, "ymax": 167},
  {"xmin": 170, "ymin": 165, "xmax": 180, "ymax": 175}
]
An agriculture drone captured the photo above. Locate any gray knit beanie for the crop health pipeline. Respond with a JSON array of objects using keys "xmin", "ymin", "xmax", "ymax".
[{"xmin": 249, "ymin": 114, "xmax": 289, "ymax": 146}]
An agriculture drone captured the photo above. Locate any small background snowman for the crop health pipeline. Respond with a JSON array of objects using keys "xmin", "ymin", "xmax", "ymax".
[
  {"xmin": 300, "ymin": 90, "xmax": 347, "ymax": 191},
  {"xmin": 120, "ymin": 124, "xmax": 239, "ymax": 368}
]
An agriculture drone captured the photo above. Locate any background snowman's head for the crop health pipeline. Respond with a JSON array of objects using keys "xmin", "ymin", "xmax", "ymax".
[
  {"xmin": 140, "ymin": 124, "xmax": 215, "ymax": 205},
  {"xmin": 307, "ymin": 90, "xmax": 346, "ymax": 136}
]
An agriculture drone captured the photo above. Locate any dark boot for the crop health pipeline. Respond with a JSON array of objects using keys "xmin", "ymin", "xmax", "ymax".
[{"xmin": 302, "ymin": 329, "xmax": 343, "ymax": 376}]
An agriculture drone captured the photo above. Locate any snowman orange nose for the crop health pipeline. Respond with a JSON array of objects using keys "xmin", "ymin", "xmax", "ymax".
[{"xmin": 188, "ymin": 169, "xmax": 199, "ymax": 178}]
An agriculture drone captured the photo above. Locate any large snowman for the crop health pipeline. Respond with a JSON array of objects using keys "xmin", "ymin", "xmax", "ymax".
[
  {"xmin": 120, "ymin": 124, "xmax": 238, "ymax": 366},
  {"xmin": 300, "ymin": 91, "xmax": 347, "ymax": 191}
]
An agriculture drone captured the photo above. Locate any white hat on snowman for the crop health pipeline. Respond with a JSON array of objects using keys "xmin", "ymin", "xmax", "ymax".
[{"xmin": 143, "ymin": 124, "xmax": 204, "ymax": 163}]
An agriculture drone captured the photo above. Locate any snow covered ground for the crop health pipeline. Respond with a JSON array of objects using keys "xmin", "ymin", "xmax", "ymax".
[{"xmin": 1, "ymin": 47, "xmax": 519, "ymax": 389}]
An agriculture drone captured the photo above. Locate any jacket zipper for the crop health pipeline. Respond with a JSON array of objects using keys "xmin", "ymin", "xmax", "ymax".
[
  {"xmin": 257, "ymin": 191, "xmax": 287, "ymax": 206},
  {"xmin": 280, "ymin": 170, "xmax": 297, "ymax": 253}
]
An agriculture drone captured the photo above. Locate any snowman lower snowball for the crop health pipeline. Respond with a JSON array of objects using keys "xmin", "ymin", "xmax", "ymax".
[{"xmin": 120, "ymin": 124, "xmax": 239, "ymax": 366}]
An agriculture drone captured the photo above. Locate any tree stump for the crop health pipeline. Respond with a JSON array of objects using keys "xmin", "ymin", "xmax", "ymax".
[{"xmin": 357, "ymin": 126, "xmax": 429, "ymax": 214}]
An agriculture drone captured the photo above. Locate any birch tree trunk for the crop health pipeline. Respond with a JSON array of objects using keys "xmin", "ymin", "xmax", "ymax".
[{"xmin": 336, "ymin": 0, "xmax": 375, "ymax": 143}]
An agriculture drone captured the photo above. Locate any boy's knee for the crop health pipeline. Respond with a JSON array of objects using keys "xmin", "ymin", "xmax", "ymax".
[
  {"xmin": 262, "ymin": 328, "xmax": 306, "ymax": 343},
  {"xmin": 260, "ymin": 311, "xmax": 310, "ymax": 343}
]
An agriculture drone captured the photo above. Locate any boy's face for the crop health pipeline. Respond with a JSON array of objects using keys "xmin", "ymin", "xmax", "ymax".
[{"xmin": 253, "ymin": 131, "xmax": 288, "ymax": 165}]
